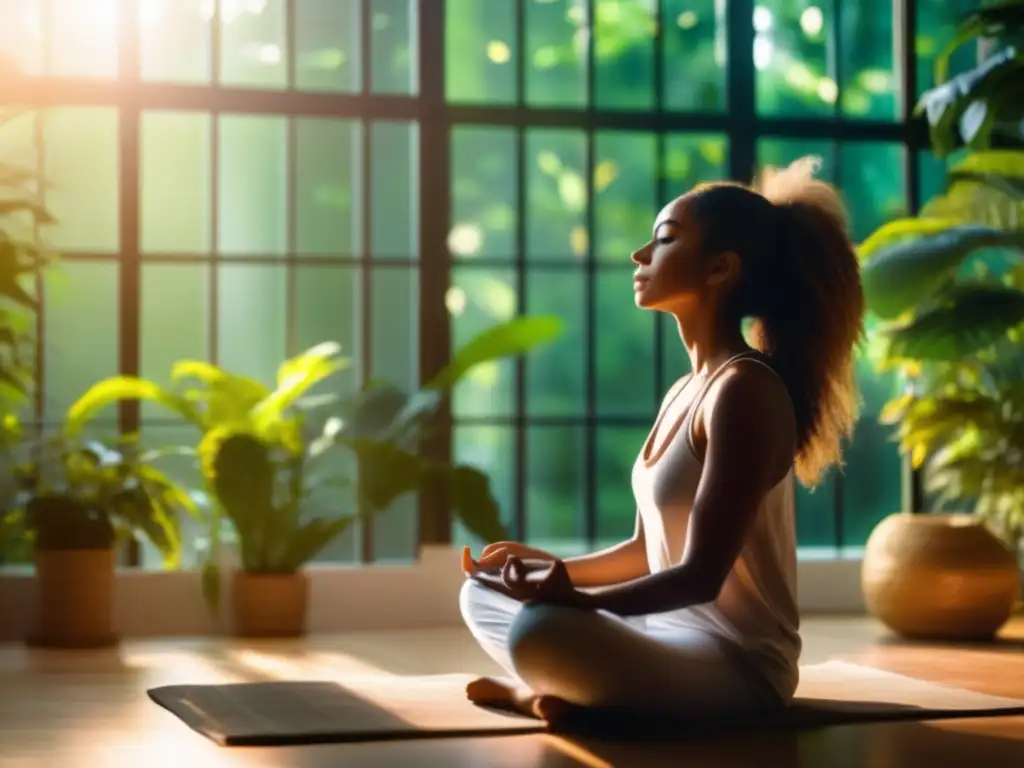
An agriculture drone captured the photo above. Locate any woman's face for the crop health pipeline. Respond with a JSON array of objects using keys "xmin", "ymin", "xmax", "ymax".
[{"xmin": 631, "ymin": 194, "xmax": 739, "ymax": 313}]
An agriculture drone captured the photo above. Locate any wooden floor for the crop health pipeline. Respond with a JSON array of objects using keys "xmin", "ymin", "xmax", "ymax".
[{"xmin": 3, "ymin": 616, "xmax": 1024, "ymax": 767}]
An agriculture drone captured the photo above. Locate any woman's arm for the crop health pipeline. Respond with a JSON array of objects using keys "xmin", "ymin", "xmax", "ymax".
[
  {"xmin": 562, "ymin": 512, "xmax": 649, "ymax": 588},
  {"xmin": 579, "ymin": 364, "xmax": 796, "ymax": 616}
]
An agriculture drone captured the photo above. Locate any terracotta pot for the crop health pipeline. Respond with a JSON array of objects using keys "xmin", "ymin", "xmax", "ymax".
[
  {"xmin": 862, "ymin": 513, "xmax": 1021, "ymax": 640},
  {"xmin": 232, "ymin": 571, "xmax": 309, "ymax": 638},
  {"xmin": 30, "ymin": 548, "xmax": 118, "ymax": 648}
]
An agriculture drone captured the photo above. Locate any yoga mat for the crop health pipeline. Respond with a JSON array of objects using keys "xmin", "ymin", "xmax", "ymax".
[{"xmin": 148, "ymin": 660, "xmax": 1024, "ymax": 746}]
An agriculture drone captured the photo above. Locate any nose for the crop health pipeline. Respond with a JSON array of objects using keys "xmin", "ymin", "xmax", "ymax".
[{"xmin": 631, "ymin": 241, "xmax": 653, "ymax": 265}]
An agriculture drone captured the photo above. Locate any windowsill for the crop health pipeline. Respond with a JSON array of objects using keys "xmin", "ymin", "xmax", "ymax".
[{"xmin": 0, "ymin": 547, "xmax": 866, "ymax": 642}]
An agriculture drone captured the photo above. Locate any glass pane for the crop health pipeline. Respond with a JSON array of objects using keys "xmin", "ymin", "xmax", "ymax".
[
  {"xmin": 44, "ymin": 107, "xmax": 119, "ymax": 252},
  {"xmin": 50, "ymin": 0, "xmax": 118, "ymax": 78},
  {"xmin": 839, "ymin": 141, "xmax": 907, "ymax": 243},
  {"xmin": 373, "ymin": 494, "xmax": 417, "ymax": 562},
  {"xmin": 0, "ymin": 0, "xmax": 43, "ymax": 75},
  {"xmin": 450, "ymin": 126, "xmax": 518, "ymax": 260},
  {"xmin": 757, "ymin": 138, "xmax": 836, "ymax": 181},
  {"xmin": 218, "ymin": 115, "xmax": 287, "ymax": 255},
  {"xmin": 663, "ymin": 133, "xmax": 729, "ymax": 202},
  {"xmin": 371, "ymin": 267, "xmax": 418, "ymax": 391},
  {"xmin": 216, "ymin": 264, "xmax": 287, "ymax": 386},
  {"xmin": 296, "ymin": 118, "xmax": 361, "ymax": 255},
  {"xmin": 919, "ymin": 149, "xmax": 949, "ymax": 206},
  {"xmin": 662, "ymin": 0, "xmax": 726, "ymax": 112},
  {"xmin": 452, "ymin": 425, "xmax": 516, "ymax": 547},
  {"xmin": 140, "ymin": 264, "xmax": 209, "ymax": 422},
  {"xmin": 755, "ymin": 0, "xmax": 836, "ymax": 117},
  {"xmin": 371, "ymin": 121, "xmax": 419, "ymax": 259},
  {"xmin": 596, "ymin": 269, "xmax": 655, "ymax": 416},
  {"xmin": 371, "ymin": 0, "xmax": 417, "ymax": 94},
  {"xmin": 308, "ymin": 441, "xmax": 360, "ymax": 565},
  {"xmin": 450, "ymin": 267, "xmax": 517, "ymax": 418},
  {"xmin": 838, "ymin": 0, "xmax": 896, "ymax": 119},
  {"xmin": 0, "ymin": 111, "xmax": 39, "ymax": 243},
  {"xmin": 140, "ymin": 0, "xmax": 212, "ymax": 84},
  {"xmin": 295, "ymin": 265, "xmax": 361, "ymax": 397},
  {"xmin": 43, "ymin": 261, "xmax": 119, "ymax": 423},
  {"xmin": 295, "ymin": 0, "xmax": 360, "ymax": 92},
  {"xmin": 220, "ymin": 0, "xmax": 287, "ymax": 89},
  {"xmin": 525, "ymin": 271, "xmax": 585, "ymax": 417},
  {"xmin": 594, "ymin": 0, "xmax": 656, "ymax": 110},
  {"xmin": 525, "ymin": 0, "xmax": 587, "ymax": 108},
  {"xmin": 595, "ymin": 426, "xmax": 648, "ymax": 545},
  {"xmin": 796, "ymin": 472, "xmax": 838, "ymax": 551},
  {"xmin": 141, "ymin": 111, "xmax": 212, "ymax": 254},
  {"xmin": 445, "ymin": 0, "xmax": 517, "ymax": 104},
  {"xmin": 660, "ymin": 313, "xmax": 690, "ymax": 389},
  {"xmin": 916, "ymin": 0, "xmax": 983, "ymax": 97},
  {"xmin": 526, "ymin": 129, "xmax": 588, "ymax": 260},
  {"xmin": 525, "ymin": 426, "xmax": 585, "ymax": 548},
  {"xmin": 595, "ymin": 131, "xmax": 656, "ymax": 263},
  {"xmin": 843, "ymin": 348, "xmax": 902, "ymax": 547},
  {"xmin": 839, "ymin": 141, "xmax": 906, "ymax": 547}
]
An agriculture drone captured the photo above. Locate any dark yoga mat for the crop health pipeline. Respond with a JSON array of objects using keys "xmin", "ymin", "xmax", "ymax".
[{"xmin": 148, "ymin": 661, "xmax": 1024, "ymax": 747}]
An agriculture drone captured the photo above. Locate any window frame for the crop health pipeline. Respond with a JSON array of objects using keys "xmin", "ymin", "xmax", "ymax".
[{"xmin": 4, "ymin": 0, "xmax": 927, "ymax": 573}]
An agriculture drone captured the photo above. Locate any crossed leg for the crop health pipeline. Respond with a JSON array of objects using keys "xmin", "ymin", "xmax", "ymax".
[{"xmin": 459, "ymin": 579, "xmax": 779, "ymax": 723}]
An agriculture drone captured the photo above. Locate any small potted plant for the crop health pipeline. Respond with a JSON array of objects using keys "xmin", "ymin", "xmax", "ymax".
[
  {"xmin": 13, "ymin": 428, "xmax": 199, "ymax": 648},
  {"xmin": 858, "ymin": 2, "xmax": 1024, "ymax": 639},
  {"xmin": 79, "ymin": 317, "xmax": 562, "ymax": 636}
]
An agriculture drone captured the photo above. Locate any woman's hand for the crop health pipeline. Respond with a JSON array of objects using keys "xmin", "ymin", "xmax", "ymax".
[
  {"xmin": 473, "ymin": 555, "xmax": 593, "ymax": 609},
  {"xmin": 462, "ymin": 542, "xmax": 554, "ymax": 575}
]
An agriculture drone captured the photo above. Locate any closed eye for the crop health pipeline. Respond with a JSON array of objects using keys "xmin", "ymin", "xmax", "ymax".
[{"xmin": 657, "ymin": 236, "xmax": 674, "ymax": 245}]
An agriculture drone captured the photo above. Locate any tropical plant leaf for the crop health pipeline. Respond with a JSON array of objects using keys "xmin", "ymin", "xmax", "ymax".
[
  {"xmin": 917, "ymin": 46, "xmax": 1023, "ymax": 158},
  {"xmin": 425, "ymin": 316, "xmax": 563, "ymax": 390},
  {"xmin": 883, "ymin": 284, "xmax": 1024, "ymax": 362},
  {"xmin": 861, "ymin": 226, "xmax": 1024, "ymax": 319},
  {"xmin": 933, "ymin": 1, "xmax": 1024, "ymax": 84},
  {"xmin": 65, "ymin": 376, "xmax": 202, "ymax": 436},
  {"xmin": 857, "ymin": 217, "xmax": 967, "ymax": 261},
  {"xmin": 277, "ymin": 516, "xmax": 356, "ymax": 573},
  {"xmin": 445, "ymin": 463, "xmax": 508, "ymax": 543},
  {"xmin": 340, "ymin": 384, "xmax": 411, "ymax": 440},
  {"xmin": 170, "ymin": 360, "xmax": 270, "ymax": 425},
  {"xmin": 348, "ymin": 438, "xmax": 425, "ymax": 512},
  {"xmin": 251, "ymin": 342, "xmax": 349, "ymax": 439}
]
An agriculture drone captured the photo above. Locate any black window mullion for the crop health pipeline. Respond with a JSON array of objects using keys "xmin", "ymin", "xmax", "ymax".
[
  {"xmin": 416, "ymin": 0, "xmax": 454, "ymax": 547},
  {"xmin": 583, "ymin": 0, "xmax": 598, "ymax": 549},
  {"xmin": 513, "ymin": 0, "xmax": 528, "ymax": 544},
  {"xmin": 359, "ymin": 0, "xmax": 376, "ymax": 563},
  {"xmin": 726, "ymin": 0, "xmax": 756, "ymax": 181},
  {"xmin": 285, "ymin": 0, "xmax": 298, "ymax": 358}
]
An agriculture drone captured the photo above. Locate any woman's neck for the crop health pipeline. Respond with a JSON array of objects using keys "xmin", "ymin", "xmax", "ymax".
[{"xmin": 672, "ymin": 307, "xmax": 750, "ymax": 376}]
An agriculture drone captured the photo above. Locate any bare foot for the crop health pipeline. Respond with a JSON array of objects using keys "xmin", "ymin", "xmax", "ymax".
[{"xmin": 465, "ymin": 676, "xmax": 579, "ymax": 725}]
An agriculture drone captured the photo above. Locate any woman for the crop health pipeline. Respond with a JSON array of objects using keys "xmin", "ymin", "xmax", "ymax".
[{"xmin": 460, "ymin": 156, "xmax": 865, "ymax": 724}]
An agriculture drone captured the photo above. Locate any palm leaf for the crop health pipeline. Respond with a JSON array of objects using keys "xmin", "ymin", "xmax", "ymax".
[
  {"xmin": 861, "ymin": 226, "xmax": 1024, "ymax": 320},
  {"xmin": 883, "ymin": 284, "xmax": 1024, "ymax": 362},
  {"xmin": 65, "ymin": 376, "xmax": 202, "ymax": 436}
]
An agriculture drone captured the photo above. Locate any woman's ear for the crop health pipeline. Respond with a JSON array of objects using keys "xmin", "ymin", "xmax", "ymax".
[{"xmin": 705, "ymin": 250, "xmax": 742, "ymax": 288}]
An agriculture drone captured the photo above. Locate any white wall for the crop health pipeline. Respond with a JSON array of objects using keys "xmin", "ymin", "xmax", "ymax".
[{"xmin": 0, "ymin": 546, "xmax": 866, "ymax": 642}]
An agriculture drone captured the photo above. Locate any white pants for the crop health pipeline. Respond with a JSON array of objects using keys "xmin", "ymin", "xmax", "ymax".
[{"xmin": 460, "ymin": 579, "xmax": 781, "ymax": 718}]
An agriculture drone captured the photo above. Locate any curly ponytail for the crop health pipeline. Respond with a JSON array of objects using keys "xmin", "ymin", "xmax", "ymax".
[{"xmin": 688, "ymin": 157, "xmax": 865, "ymax": 487}]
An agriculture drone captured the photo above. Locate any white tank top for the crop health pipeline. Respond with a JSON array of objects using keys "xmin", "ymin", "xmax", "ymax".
[{"xmin": 632, "ymin": 351, "xmax": 802, "ymax": 702}]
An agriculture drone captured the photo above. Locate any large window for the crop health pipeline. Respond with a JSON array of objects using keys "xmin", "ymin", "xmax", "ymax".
[{"xmin": 1, "ymin": 0, "xmax": 984, "ymax": 569}]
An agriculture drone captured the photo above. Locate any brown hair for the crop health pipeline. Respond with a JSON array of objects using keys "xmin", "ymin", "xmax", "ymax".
[{"xmin": 687, "ymin": 157, "xmax": 865, "ymax": 487}]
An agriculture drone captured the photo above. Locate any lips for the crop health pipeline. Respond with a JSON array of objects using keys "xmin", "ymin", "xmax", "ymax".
[{"xmin": 633, "ymin": 275, "xmax": 650, "ymax": 290}]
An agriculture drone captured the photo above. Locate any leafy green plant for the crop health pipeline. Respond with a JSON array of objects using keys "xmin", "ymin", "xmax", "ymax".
[
  {"xmin": 2, "ymin": 420, "xmax": 201, "ymax": 567},
  {"xmin": 74, "ymin": 316, "xmax": 563, "ymax": 610},
  {"xmin": 861, "ymin": 3, "xmax": 1024, "ymax": 549}
]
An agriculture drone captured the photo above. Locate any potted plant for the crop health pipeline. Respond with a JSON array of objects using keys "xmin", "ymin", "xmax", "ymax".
[
  {"xmin": 79, "ymin": 317, "xmax": 562, "ymax": 637},
  {"xmin": 858, "ymin": 1, "xmax": 1024, "ymax": 639}
]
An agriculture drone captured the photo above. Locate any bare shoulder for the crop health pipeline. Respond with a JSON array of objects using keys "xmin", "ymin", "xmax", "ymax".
[{"xmin": 698, "ymin": 358, "xmax": 797, "ymax": 478}]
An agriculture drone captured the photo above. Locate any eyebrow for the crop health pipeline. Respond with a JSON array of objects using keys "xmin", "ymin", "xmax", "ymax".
[{"xmin": 653, "ymin": 218, "xmax": 683, "ymax": 235}]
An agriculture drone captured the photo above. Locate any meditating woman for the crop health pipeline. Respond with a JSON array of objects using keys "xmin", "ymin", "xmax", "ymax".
[{"xmin": 459, "ymin": 156, "xmax": 865, "ymax": 724}]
